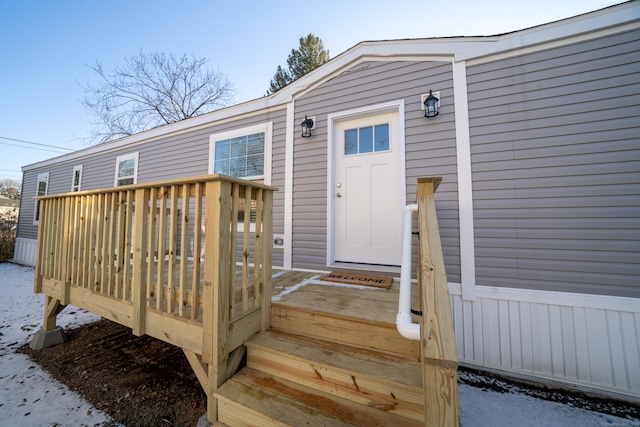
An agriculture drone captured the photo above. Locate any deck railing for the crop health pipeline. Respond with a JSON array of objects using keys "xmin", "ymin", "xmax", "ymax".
[{"xmin": 33, "ymin": 174, "xmax": 275, "ymax": 422}]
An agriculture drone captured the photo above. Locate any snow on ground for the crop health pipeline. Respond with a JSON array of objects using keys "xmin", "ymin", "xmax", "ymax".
[
  {"xmin": 0, "ymin": 261, "xmax": 637, "ymax": 427},
  {"xmin": 0, "ymin": 262, "xmax": 115, "ymax": 427}
]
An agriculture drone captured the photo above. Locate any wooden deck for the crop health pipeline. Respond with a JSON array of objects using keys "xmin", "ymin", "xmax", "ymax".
[
  {"xmin": 269, "ymin": 270, "xmax": 422, "ymax": 359},
  {"xmin": 271, "ymin": 270, "xmax": 420, "ymax": 328},
  {"xmin": 32, "ymin": 175, "xmax": 459, "ymax": 426}
]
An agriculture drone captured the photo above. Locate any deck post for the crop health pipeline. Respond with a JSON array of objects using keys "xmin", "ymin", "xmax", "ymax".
[
  {"xmin": 32, "ymin": 197, "xmax": 69, "ymax": 350},
  {"xmin": 261, "ymin": 189, "xmax": 274, "ymax": 331},
  {"xmin": 33, "ymin": 197, "xmax": 46, "ymax": 294},
  {"xmin": 202, "ymin": 179, "xmax": 232, "ymax": 423},
  {"xmin": 29, "ymin": 295, "xmax": 68, "ymax": 350},
  {"xmin": 417, "ymin": 177, "xmax": 459, "ymax": 426}
]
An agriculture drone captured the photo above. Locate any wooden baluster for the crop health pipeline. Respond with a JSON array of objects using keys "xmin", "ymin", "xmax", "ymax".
[
  {"xmin": 253, "ymin": 188, "xmax": 263, "ymax": 311},
  {"xmin": 179, "ymin": 184, "xmax": 190, "ymax": 317},
  {"xmin": 123, "ymin": 190, "xmax": 134, "ymax": 300},
  {"xmin": 108, "ymin": 193, "xmax": 116, "ymax": 295},
  {"xmin": 229, "ymin": 183, "xmax": 239, "ymax": 317},
  {"xmin": 76, "ymin": 196, "xmax": 85, "ymax": 286},
  {"xmin": 94, "ymin": 193, "xmax": 104, "ymax": 292},
  {"xmin": 156, "ymin": 187, "xmax": 167, "ymax": 311},
  {"xmin": 87, "ymin": 194, "xmax": 98, "ymax": 291},
  {"xmin": 147, "ymin": 187, "xmax": 157, "ymax": 307},
  {"xmin": 83, "ymin": 194, "xmax": 91, "ymax": 289},
  {"xmin": 115, "ymin": 191, "xmax": 126, "ymax": 298},
  {"xmin": 106, "ymin": 192, "xmax": 119, "ymax": 296},
  {"xmin": 242, "ymin": 185, "xmax": 251, "ymax": 314},
  {"xmin": 191, "ymin": 183, "xmax": 202, "ymax": 320},
  {"xmin": 168, "ymin": 185, "xmax": 178, "ymax": 313}
]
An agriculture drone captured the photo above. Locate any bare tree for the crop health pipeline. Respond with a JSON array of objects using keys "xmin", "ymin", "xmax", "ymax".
[
  {"xmin": 0, "ymin": 179, "xmax": 20, "ymax": 201},
  {"xmin": 81, "ymin": 52, "xmax": 236, "ymax": 144}
]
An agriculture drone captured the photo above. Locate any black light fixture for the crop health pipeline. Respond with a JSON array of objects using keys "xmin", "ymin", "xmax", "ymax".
[
  {"xmin": 301, "ymin": 115, "xmax": 314, "ymax": 138},
  {"xmin": 424, "ymin": 90, "xmax": 439, "ymax": 118}
]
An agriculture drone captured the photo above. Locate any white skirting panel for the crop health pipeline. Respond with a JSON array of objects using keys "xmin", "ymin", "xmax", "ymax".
[
  {"xmin": 449, "ymin": 283, "xmax": 640, "ymax": 400},
  {"xmin": 13, "ymin": 237, "xmax": 37, "ymax": 266}
]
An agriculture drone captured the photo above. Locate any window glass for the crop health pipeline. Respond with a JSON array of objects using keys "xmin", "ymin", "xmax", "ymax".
[
  {"xmin": 34, "ymin": 172, "xmax": 49, "ymax": 224},
  {"xmin": 344, "ymin": 123, "xmax": 390, "ymax": 156},
  {"xmin": 115, "ymin": 153, "xmax": 138, "ymax": 186},
  {"xmin": 359, "ymin": 126, "xmax": 373, "ymax": 153},
  {"xmin": 119, "ymin": 159, "xmax": 135, "ymax": 179},
  {"xmin": 344, "ymin": 129, "xmax": 358, "ymax": 155},
  {"xmin": 213, "ymin": 132, "xmax": 265, "ymax": 178},
  {"xmin": 209, "ymin": 123, "xmax": 271, "ymax": 185},
  {"xmin": 37, "ymin": 176, "xmax": 48, "ymax": 196},
  {"xmin": 375, "ymin": 124, "xmax": 389, "ymax": 152},
  {"xmin": 72, "ymin": 165, "xmax": 83, "ymax": 192}
]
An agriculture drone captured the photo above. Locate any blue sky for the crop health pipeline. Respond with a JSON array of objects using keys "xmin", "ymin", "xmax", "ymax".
[{"xmin": 0, "ymin": 0, "xmax": 623, "ymax": 183}]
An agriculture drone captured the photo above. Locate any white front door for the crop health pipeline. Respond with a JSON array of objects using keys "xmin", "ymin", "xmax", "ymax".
[{"xmin": 332, "ymin": 112, "xmax": 403, "ymax": 266}]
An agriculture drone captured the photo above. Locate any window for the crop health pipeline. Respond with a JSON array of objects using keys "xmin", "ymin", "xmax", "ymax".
[
  {"xmin": 344, "ymin": 123, "xmax": 390, "ymax": 155},
  {"xmin": 33, "ymin": 172, "xmax": 49, "ymax": 225},
  {"xmin": 71, "ymin": 165, "xmax": 83, "ymax": 192},
  {"xmin": 209, "ymin": 123, "xmax": 272, "ymax": 181},
  {"xmin": 114, "ymin": 152, "xmax": 139, "ymax": 186}
]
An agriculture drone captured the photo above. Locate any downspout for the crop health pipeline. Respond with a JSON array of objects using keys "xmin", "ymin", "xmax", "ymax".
[{"xmin": 396, "ymin": 204, "xmax": 420, "ymax": 341}]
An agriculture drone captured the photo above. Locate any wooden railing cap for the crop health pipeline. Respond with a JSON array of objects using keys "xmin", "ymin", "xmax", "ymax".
[
  {"xmin": 417, "ymin": 177, "xmax": 442, "ymax": 193},
  {"xmin": 36, "ymin": 173, "xmax": 278, "ymax": 200}
]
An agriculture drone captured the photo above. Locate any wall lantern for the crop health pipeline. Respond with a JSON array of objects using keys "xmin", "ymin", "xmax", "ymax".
[
  {"xmin": 423, "ymin": 90, "xmax": 439, "ymax": 118},
  {"xmin": 301, "ymin": 115, "xmax": 314, "ymax": 138}
]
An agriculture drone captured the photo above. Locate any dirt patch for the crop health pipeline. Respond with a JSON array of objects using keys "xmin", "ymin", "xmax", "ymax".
[
  {"xmin": 18, "ymin": 319, "xmax": 206, "ymax": 427},
  {"xmin": 16, "ymin": 318, "xmax": 639, "ymax": 426}
]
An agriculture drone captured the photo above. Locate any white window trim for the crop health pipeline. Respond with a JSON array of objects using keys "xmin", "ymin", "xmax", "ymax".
[
  {"xmin": 208, "ymin": 122, "xmax": 272, "ymax": 185},
  {"xmin": 114, "ymin": 152, "xmax": 139, "ymax": 187},
  {"xmin": 33, "ymin": 172, "xmax": 49, "ymax": 225},
  {"xmin": 71, "ymin": 165, "xmax": 83, "ymax": 192}
]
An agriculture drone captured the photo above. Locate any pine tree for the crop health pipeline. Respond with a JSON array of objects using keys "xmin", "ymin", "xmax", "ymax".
[{"xmin": 267, "ymin": 33, "xmax": 330, "ymax": 94}]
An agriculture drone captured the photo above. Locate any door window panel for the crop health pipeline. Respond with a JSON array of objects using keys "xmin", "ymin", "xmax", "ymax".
[
  {"xmin": 344, "ymin": 129, "xmax": 358, "ymax": 155},
  {"xmin": 375, "ymin": 124, "xmax": 390, "ymax": 151},
  {"xmin": 344, "ymin": 123, "xmax": 390, "ymax": 155}
]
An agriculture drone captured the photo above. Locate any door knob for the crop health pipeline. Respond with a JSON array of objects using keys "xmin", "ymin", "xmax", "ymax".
[{"xmin": 336, "ymin": 193, "xmax": 342, "ymax": 198}]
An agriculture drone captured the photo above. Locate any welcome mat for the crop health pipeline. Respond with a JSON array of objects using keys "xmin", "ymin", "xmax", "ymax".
[{"xmin": 318, "ymin": 272, "xmax": 393, "ymax": 289}]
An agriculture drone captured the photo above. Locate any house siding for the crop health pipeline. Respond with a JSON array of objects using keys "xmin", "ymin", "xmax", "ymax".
[
  {"xmin": 467, "ymin": 28, "xmax": 640, "ymax": 298},
  {"xmin": 293, "ymin": 60, "xmax": 461, "ymax": 278},
  {"xmin": 16, "ymin": 109, "xmax": 288, "ymax": 267},
  {"xmin": 13, "ymin": 3, "xmax": 640, "ymax": 399}
]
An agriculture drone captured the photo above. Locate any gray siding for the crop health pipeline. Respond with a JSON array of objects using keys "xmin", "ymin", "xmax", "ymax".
[
  {"xmin": 467, "ymin": 29, "xmax": 640, "ymax": 297},
  {"xmin": 293, "ymin": 61, "xmax": 461, "ymax": 280},
  {"xmin": 17, "ymin": 109, "xmax": 288, "ymax": 267}
]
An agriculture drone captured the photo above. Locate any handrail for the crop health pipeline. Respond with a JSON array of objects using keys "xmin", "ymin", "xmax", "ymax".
[{"xmin": 396, "ymin": 204, "xmax": 420, "ymax": 341}]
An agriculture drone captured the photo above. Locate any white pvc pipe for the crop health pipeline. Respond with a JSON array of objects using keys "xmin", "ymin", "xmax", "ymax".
[{"xmin": 396, "ymin": 204, "xmax": 420, "ymax": 341}]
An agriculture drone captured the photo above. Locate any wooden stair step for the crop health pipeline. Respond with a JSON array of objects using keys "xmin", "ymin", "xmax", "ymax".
[
  {"xmin": 215, "ymin": 367, "xmax": 422, "ymax": 427},
  {"xmin": 271, "ymin": 302, "xmax": 420, "ymax": 358},
  {"xmin": 245, "ymin": 330, "xmax": 424, "ymax": 422}
]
